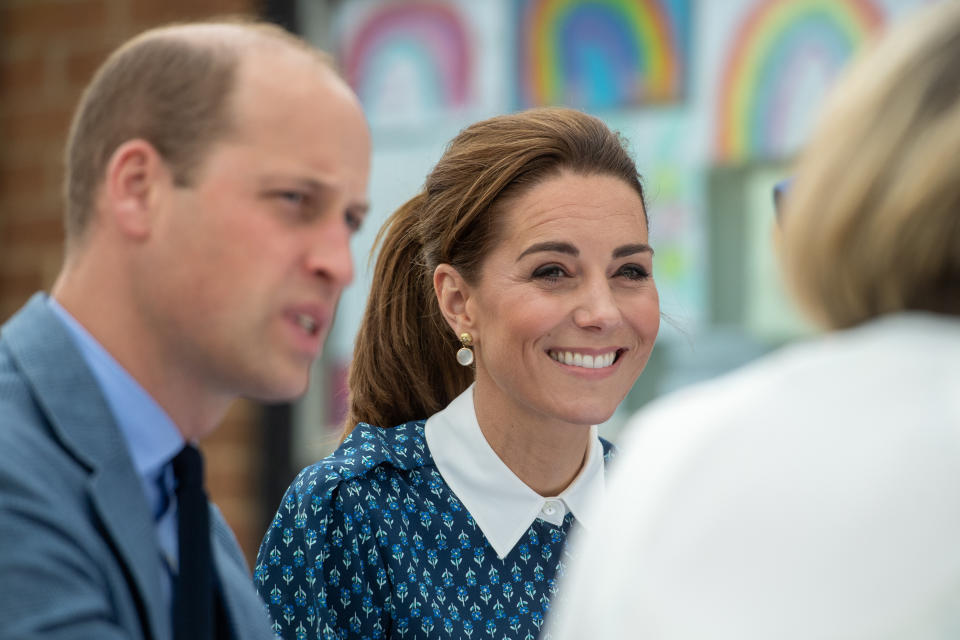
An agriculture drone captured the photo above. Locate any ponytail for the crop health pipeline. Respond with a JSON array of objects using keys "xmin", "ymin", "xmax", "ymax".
[{"xmin": 343, "ymin": 194, "xmax": 474, "ymax": 433}]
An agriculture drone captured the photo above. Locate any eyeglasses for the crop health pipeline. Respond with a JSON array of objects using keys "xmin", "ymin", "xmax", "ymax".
[{"xmin": 772, "ymin": 178, "xmax": 792, "ymax": 223}]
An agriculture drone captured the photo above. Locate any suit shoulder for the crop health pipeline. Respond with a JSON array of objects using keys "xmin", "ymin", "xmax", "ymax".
[
  {"xmin": 0, "ymin": 338, "xmax": 41, "ymax": 427},
  {"xmin": 0, "ymin": 342, "xmax": 83, "ymax": 488}
]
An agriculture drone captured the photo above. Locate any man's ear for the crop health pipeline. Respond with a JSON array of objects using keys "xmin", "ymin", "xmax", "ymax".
[
  {"xmin": 434, "ymin": 264, "xmax": 475, "ymax": 335},
  {"xmin": 101, "ymin": 139, "xmax": 169, "ymax": 241}
]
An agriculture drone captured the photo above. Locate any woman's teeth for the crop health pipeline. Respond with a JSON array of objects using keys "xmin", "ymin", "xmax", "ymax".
[{"xmin": 548, "ymin": 350, "xmax": 617, "ymax": 369}]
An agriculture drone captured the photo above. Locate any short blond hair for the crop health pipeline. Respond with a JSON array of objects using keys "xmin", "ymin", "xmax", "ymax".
[
  {"xmin": 63, "ymin": 19, "xmax": 332, "ymax": 248},
  {"xmin": 780, "ymin": 1, "xmax": 960, "ymax": 329}
]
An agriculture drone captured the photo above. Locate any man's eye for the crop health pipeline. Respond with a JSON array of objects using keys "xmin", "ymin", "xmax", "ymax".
[
  {"xmin": 274, "ymin": 191, "xmax": 320, "ymax": 222},
  {"xmin": 345, "ymin": 210, "xmax": 363, "ymax": 233},
  {"xmin": 279, "ymin": 191, "xmax": 307, "ymax": 206}
]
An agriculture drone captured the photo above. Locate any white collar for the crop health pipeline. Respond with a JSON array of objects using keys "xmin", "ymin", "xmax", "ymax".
[{"xmin": 424, "ymin": 384, "xmax": 606, "ymax": 559}]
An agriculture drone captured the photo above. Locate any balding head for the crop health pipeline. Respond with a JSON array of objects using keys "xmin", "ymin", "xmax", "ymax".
[{"xmin": 63, "ymin": 20, "xmax": 336, "ymax": 251}]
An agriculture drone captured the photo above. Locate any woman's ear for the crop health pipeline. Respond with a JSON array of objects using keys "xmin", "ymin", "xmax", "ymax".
[{"xmin": 434, "ymin": 264, "xmax": 474, "ymax": 334}]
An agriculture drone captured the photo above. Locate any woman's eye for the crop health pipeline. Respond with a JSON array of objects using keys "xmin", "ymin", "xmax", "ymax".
[
  {"xmin": 532, "ymin": 264, "xmax": 569, "ymax": 280},
  {"xmin": 617, "ymin": 264, "xmax": 650, "ymax": 280}
]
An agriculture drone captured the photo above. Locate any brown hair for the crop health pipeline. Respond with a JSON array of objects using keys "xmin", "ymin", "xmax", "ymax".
[
  {"xmin": 780, "ymin": 1, "xmax": 960, "ymax": 329},
  {"xmin": 63, "ymin": 20, "xmax": 332, "ymax": 250},
  {"xmin": 345, "ymin": 107, "xmax": 646, "ymax": 432}
]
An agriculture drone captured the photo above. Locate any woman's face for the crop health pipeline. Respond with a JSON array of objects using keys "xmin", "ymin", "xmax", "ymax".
[{"xmin": 465, "ymin": 170, "xmax": 660, "ymax": 429}]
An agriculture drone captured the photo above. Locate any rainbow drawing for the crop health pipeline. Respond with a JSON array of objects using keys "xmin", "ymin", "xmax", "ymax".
[
  {"xmin": 514, "ymin": 0, "xmax": 691, "ymax": 110},
  {"xmin": 715, "ymin": 0, "xmax": 883, "ymax": 163},
  {"xmin": 339, "ymin": 2, "xmax": 472, "ymax": 120}
]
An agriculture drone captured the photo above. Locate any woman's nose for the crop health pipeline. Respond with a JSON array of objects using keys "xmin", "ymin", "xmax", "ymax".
[{"xmin": 572, "ymin": 280, "xmax": 622, "ymax": 331}]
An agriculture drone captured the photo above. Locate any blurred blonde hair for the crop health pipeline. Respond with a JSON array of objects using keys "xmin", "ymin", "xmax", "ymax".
[{"xmin": 780, "ymin": 1, "xmax": 960, "ymax": 329}]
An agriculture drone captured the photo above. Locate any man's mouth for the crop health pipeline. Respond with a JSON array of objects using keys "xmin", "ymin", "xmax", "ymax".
[{"xmin": 294, "ymin": 312, "xmax": 319, "ymax": 336}]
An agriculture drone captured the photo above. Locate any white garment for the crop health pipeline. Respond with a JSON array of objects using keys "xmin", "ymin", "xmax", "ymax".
[
  {"xmin": 425, "ymin": 384, "xmax": 606, "ymax": 559},
  {"xmin": 550, "ymin": 313, "xmax": 960, "ymax": 640}
]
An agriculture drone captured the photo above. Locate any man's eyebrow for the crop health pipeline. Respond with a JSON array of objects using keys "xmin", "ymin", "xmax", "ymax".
[
  {"xmin": 516, "ymin": 241, "xmax": 578, "ymax": 261},
  {"xmin": 261, "ymin": 175, "xmax": 370, "ymax": 216},
  {"xmin": 260, "ymin": 175, "xmax": 326, "ymax": 190},
  {"xmin": 348, "ymin": 202, "xmax": 370, "ymax": 218},
  {"xmin": 612, "ymin": 243, "xmax": 654, "ymax": 258}
]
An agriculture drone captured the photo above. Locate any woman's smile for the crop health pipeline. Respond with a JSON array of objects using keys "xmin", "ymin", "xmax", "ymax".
[{"xmin": 547, "ymin": 348, "xmax": 623, "ymax": 369}]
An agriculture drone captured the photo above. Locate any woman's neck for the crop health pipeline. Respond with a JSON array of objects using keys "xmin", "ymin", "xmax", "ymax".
[{"xmin": 471, "ymin": 380, "xmax": 593, "ymax": 497}]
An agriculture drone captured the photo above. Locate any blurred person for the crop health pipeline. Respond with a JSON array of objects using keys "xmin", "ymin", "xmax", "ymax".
[
  {"xmin": 0, "ymin": 20, "xmax": 370, "ymax": 640},
  {"xmin": 256, "ymin": 107, "xmax": 660, "ymax": 639},
  {"xmin": 550, "ymin": 2, "xmax": 960, "ymax": 639}
]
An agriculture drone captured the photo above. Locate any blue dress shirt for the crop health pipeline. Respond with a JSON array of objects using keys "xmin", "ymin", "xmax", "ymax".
[{"xmin": 47, "ymin": 296, "xmax": 184, "ymax": 605}]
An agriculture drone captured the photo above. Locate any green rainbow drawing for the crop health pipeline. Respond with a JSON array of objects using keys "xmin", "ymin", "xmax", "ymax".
[
  {"xmin": 516, "ymin": 0, "xmax": 689, "ymax": 109},
  {"xmin": 715, "ymin": 0, "xmax": 883, "ymax": 162}
]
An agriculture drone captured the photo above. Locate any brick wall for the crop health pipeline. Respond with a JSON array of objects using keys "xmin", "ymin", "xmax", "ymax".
[{"xmin": 0, "ymin": 0, "xmax": 274, "ymax": 566}]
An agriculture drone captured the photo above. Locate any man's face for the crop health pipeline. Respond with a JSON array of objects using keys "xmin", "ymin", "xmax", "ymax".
[{"xmin": 140, "ymin": 52, "xmax": 371, "ymax": 402}]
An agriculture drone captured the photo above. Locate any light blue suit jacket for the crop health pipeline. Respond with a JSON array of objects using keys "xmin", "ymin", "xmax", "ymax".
[{"xmin": 0, "ymin": 294, "xmax": 276, "ymax": 640}]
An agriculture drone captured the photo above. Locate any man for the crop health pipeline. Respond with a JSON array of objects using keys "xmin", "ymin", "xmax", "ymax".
[{"xmin": 0, "ymin": 20, "xmax": 371, "ymax": 639}]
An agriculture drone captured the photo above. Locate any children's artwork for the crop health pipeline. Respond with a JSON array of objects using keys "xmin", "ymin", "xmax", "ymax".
[
  {"xmin": 513, "ymin": 0, "xmax": 692, "ymax": 109},
  {"xmin": 336, "ymin": 1, "xmax": 474, "ymax": 124},
  {"xmin": 714, "ymin": 0, "xmax": 883, "ymax": 162},
  {"xmin": 645, "ymin": 165, "xmax": 706, "ymax": 334}
]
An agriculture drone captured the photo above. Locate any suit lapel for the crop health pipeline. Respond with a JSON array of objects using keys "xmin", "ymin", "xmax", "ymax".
[
  {"xmin": 2, "ymin": 294, "xmax": 170, "ymax": 640},
  {"xmin": 211, "ymin": 513, "xmax": 277, "ymax": 640}
]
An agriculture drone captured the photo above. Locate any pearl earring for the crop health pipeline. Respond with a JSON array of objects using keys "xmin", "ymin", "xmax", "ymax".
[{"xmin": 456, "ymin": 332, "xmax": 474, "ymax": 366}]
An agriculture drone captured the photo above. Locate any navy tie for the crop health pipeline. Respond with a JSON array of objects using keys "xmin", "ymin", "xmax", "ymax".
[{"xmin": 172, "ymin": 444, "xmax": 214, "ymax": 639}]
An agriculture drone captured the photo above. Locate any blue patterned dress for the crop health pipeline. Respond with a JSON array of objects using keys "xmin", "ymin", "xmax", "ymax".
[{"xmin": 255, "ymin": 420, "xmax": 614, "ymax": 640}]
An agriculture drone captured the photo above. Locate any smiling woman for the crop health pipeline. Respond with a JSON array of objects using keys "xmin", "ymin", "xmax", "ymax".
[
  {"xmin": 439, "ymin": 171, "xmax": 659, "ymax": 495},
  {"xmin": 256, "ymin": 107, "xmax": 659, "ymax": 640}
]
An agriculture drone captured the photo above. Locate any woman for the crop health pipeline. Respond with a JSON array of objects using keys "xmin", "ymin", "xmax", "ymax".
[
  {"xmin": 550, "ymin": 3, "xmax": 960, "ymax": 639},
  {"xmin": 256, "ymin": 107, "xmax": 660, "ymax": 639}
]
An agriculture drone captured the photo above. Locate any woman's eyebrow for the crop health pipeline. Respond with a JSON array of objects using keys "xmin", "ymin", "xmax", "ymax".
[
  {"xmin": 516, "ymin": 241, "xmax": 578, "ymax": 261},
  {"xmin": 517, "ymin": 241, "xmax": 654, "ymax": 261},
  {"xmin": 613, "ymin": 243, "xmax": 654, "ymax": 258}
]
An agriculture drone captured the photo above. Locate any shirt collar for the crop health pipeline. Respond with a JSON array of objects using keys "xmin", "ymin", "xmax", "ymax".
[
  {"xmin": 47, "ymin": 297, "xmax": 184, "ymax": 515},
  {"xmin": 425, "ymin": 384, "xmax": 606, "ymax": 559}
]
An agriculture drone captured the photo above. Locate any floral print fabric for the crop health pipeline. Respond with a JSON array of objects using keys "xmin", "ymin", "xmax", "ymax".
[{"xmin": 256, "ymin": 420, "xmax": 613, "ymax": 640}]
